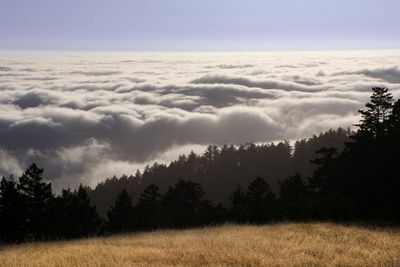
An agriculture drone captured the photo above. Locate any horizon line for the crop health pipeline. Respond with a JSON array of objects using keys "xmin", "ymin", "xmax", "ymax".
[{"xmin": 1, "ymin": 48, "xmax": 400, "ymax": 53}]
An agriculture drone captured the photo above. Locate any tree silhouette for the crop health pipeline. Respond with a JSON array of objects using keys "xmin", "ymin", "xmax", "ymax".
[
  {"xmin": 52, "ymin": 185, "xmax": 102, "ymax": 239},
  {"xmin": 228, "ymin": 185, "xmax": 248, "ymax": 223},
  {"xmin": 306, "ymin": 87, "xmax": 400, "ymax": 222},
  {"xmin": 163, "ymin": 179, "xmax": 207, "ymax": 228},
  {"xmin": 106, "ymin": 189, "xmax": 134, "ymax": 233},
  {"xmin": 246, "ymin": 177, "xmax": 276, "ymax": 223},
  {"xmin": 17, "ymin": 163, "xmax": 53, "ymax": 240},
  {"xmin": 308, "ymin": 147, "xmax": 338, "ymax": 193},
  {"xmin": 358, "ymin": 87, "xmax": 393, "ymax": 138},
  {"xmin": 87, "ymin": 128, "xmax": 349, "ymax": 217},
  {"xmin": 279, "ymin": 173, "xmax": 312, "ymax": 220},
  {"xmin": 134, "ymin": 184, "xmax": 162, "ymax": 230},
  {"xmin": 0, "ymin": 176, "xmax": 26, "ymax": 242},
  {"xmin": 387, "ymin": 99, "xmax": 400, "ymax": 133}
]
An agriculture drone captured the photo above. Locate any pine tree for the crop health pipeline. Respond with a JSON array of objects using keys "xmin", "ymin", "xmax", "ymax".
[
  {"xmin": 358, "ymin": 87, "xmax": 394, "ymax": 138},
  {"xmin": 106, "ymin": 189, "xmax": 134, "ymax": 233},
  {"xmin": 74, "ymin": 185, "xmax": 102, "ymax": 236},
  {"xmin": 228, "ymin": 185, "xmax": 247, "ymax": 223},
  {"xmin": 308, "ymin": 147, "xmax": 338, "ymax": 192},
  {"xmin": 134, "ymin": 184, "xmax": 162, "ymax": 230},
  {"xmin": 0, "ymin": 176, "xmax": 26, "ymax": 242},
  {"xmin": 387, "ymin": 99, "xmax": 400, "ymax": 133},
  {"xmin": 17, "ymin": 163, "xmax": 53, "ymax": 240},
  {"xmin": 279, "ymin": 173, "xmax": 311, "ymax": 220},
  {"xmin": 163, "ymin": 180, "xmax": 206, "ymax": 227},
  {"xmin": 246, "ymin": 177, "xmax": 276, "ymax": 223},
  {"xmin": 51, "ymin": 185, "xmax": 101, "ymax": 239}
]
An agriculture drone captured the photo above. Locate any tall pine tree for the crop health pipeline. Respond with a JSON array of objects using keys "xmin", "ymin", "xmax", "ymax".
[
  {"xmin": 106, "ymin": 189, "xmax": 134, "ymax": 233},
  {"xmin": 17, "ymin": 163, "xmax": 53, "ymax": 240},
  {"xmin": 0, "ymin": 176, "xmax": 26, "ymax": 242},
  {"xmin": 358, "ymin": 86, "xmax": 394, "ymax": 138},
  {"xmin": 134, "ymin": 184, "xmax": 162, "ymax": 230}
]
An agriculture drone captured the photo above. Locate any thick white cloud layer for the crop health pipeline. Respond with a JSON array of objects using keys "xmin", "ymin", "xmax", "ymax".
[{"xmin": 1, "ymin": 50, "xmax": 399, "ymax": 190}]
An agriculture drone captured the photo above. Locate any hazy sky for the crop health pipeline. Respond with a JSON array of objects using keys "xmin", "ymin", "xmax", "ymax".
[{"xmin": 1, "ymin": 0, "xmax": 399, "ymax": 50}]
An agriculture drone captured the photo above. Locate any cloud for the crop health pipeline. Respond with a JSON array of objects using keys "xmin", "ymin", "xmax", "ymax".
[
  {"xmin": 69, "ymin": 71, "xmax": 122, "ymax": 76},
  {"xmin": 334, "ymin": 66, "xmax": 400, "ymax": 83},
  {"xmin": 191, "ymin": 75, "xmax": 324, "ymax": 92},
  {"xmin": 0, "ymin": 50, "xmax": 399, "ymax": 189},
  {"xmin": 0, "ymin": 148, "xmax": 22, "ymax": 178},
  {"xmin": 13, "ymin": 90, "xmax": 60, "ymax": 109},
  {"xmin": 284, "ymin": 75, "xmax": 321, "ymax": 86},
  {"xmin": 106, "ymin": 107, "xmax": 284, "ymax": 161},
  {"xmin": 206, "ymin": 64, "xmax": 255, "ymax": 69},
  {"xmin": 0, "ymin": 66, "xmax": 12, "ymax": 72},
  {"xmin": 0, "ymin": 73, "xmax": 24, "ymax": 77}
]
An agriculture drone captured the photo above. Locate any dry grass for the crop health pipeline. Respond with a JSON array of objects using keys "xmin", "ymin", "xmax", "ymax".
[{"xmin": 0, "ymin": 223, "xmax": 399, "ymax": 266}]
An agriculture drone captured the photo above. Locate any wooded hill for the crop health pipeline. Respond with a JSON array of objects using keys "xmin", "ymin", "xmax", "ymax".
[
  {"xmin": 1, "ymin": 87, "xmax": 399, "ymax": 243},
  {"xmin": 90, "ymin": 127, "xmax": 350, "ymax": 217}
]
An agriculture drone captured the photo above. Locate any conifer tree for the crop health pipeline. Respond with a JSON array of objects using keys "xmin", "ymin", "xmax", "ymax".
[
  {"xmin": 0, "ymin": 176, "xmax": 25, "ymax": 242},
  {"xmin": 228, "ymin": 185, "xmax": 247, "ymax": 223},
  {"xmin": 279, "ymin": 173, "xmax": 311, "ymax": 220},
  {"xmin": 51, "ymin": 185, "xmax": 101, "ymax": 238},
  {"xmin": 106, "ymin": 189, "xmax": 134, "ymax": 233},
  {"xmin": 387, "ymin": 99, "xmax": 400, "ymax": 133},
  {"xmin": 17, "ymin": 163, "xmax": 53, "ymax": 239},
  {"xmin": 163, "ymin": 180, "xmax": 206, "ymax": 227},
  {"xmin": 358, "ymin": 87, "xmax": 393, "ymax": 138},
  {"xmin": 246, "ymin": 177, "xmax": 276, "ymax": 223},
  {"xmin": 134, "ymin": 184, "xmax": 162, "ymax": 230}
]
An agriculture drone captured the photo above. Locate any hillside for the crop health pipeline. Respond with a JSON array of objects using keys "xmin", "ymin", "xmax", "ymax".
[
  {"xmin": 1, "ymin": 223, "xmax": 399, "ymax": 266},
  {"xmin": 89, "ymin": 128, "xmax": 350, "ymax": 217}
]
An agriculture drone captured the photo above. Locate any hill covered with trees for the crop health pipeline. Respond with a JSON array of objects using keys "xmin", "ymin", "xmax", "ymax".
[
  {"xmin": 0, "ymin": 87, "xmax": 399, "ymax": 243},
  {"xmin": 90, "ymin": 126, "xmax": 350, "ymax": 217}
]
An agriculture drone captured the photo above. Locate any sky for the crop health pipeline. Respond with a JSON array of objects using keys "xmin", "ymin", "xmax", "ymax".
[{"xmin": 1, "ymin": 0, "xmax": 400, "ymax": 50}]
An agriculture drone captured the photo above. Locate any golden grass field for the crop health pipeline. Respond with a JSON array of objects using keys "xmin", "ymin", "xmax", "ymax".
[{"xmin": 0, "ymin": 223, "xmax": 399, "ymax": 266}]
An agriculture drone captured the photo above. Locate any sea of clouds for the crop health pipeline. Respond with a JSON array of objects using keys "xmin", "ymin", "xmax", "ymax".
[{"xmin": 1, "ymin": 50, "xmax": 399, "ymax": 190}]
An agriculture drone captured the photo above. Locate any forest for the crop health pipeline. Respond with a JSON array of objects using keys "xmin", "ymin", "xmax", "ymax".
[{"xmin": 0, "ymin": 87, "xmax": 399, "ymax": 243}]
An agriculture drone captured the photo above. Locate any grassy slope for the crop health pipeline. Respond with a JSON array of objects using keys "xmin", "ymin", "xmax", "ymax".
[{"xmin": 0, "ymin": 223, "xmax": 399, "ymax": 266}]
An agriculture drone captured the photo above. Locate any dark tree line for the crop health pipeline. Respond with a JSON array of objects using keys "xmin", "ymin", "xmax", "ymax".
[
  {"xmin": 307, "ymin": 87, "xmax": 400, "ymax": 222},
  {"xmin": 1, "ymin": 87, "xmax": 399, "ymax": 243},
  {"xmin": 0, "ymin": 165, "xmax": 100, "ymax": 242},
  {"xmin": 90, "ymin": 128, "xmax": 349, "ymax": 217}
]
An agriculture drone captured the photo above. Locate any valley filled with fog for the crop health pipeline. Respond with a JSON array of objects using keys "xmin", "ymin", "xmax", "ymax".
[{"xmin": 1, "ymin": 50, "xmax": 399, "ymax": 190}]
